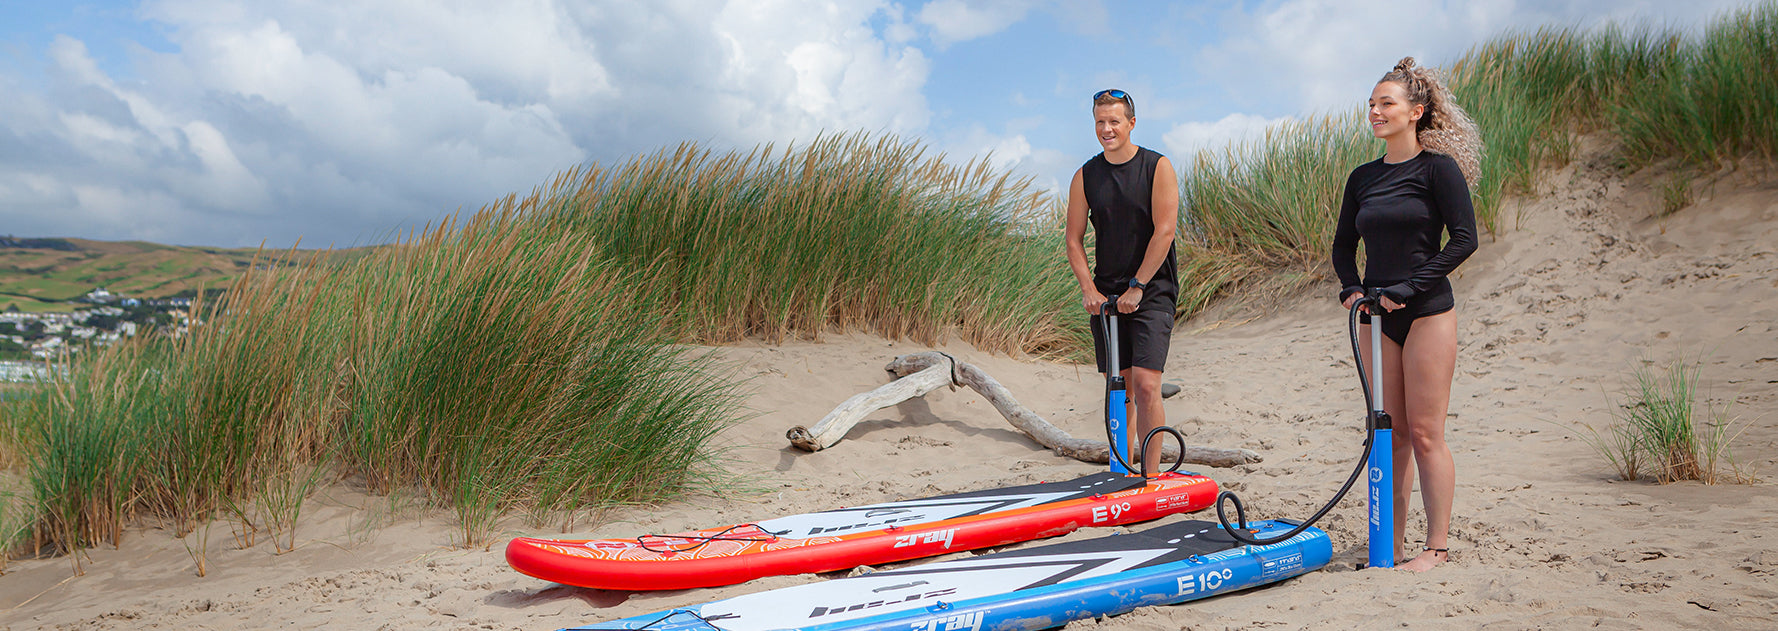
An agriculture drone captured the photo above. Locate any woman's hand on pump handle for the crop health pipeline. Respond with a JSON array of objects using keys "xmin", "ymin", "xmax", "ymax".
[{"xmin": 1341, "ymin": 292, "xmax": 1404, "ymax": 313}]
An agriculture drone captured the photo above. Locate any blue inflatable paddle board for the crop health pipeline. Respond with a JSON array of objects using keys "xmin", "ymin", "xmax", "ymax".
[{"xmin": 560, "ymin": 518, "xmax": 1330, "ymax": 631}]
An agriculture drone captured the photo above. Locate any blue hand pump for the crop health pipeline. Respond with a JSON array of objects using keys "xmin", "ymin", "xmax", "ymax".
[
  {"xmin": 1362, "ymin": 293, "xmax": 1395, "ymax": 569},
  {"xmin": 1102, "ymin": 299, "xmax": 1133, "ymax": 475}
]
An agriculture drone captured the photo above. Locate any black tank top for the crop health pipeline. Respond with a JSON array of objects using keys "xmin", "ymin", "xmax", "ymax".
[{"xmin": 1082, "ymin": 146, "xmax": 1177, "ymax": 297}]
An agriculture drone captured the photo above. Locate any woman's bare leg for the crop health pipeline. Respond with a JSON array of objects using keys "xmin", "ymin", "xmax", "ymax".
[{"xmin": 1398, "ymin": 311, "xmax": 1458, "ymax": 572}]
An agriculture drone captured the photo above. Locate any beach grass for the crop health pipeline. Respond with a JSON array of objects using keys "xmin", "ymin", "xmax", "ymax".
[
  {"xmin": 539, "ymin": 134, "xmax": 1078, "ymax": 357},
  {"xmin": 0, "ymin": 465, "xmax": 33, "ymax": 572},
  {"xmin": 1575, "ymin": 415, "xmax": 1646, "ymax": 482},
  {"xmin": 1541, "ymin": 364, "xmax": 1759, "ymax": 489},
  {"xmin": 1622, "ymin": 360, "xmax": 1700, "ymax": 484},
  {"xmin": 1611, "ymin": 4, "xmax": 1778, "ymax": 169},
  {"xmin": 1595, "ymin": 358, "xmax": 1753, "ymax": 485},
  {"xmin": 339, "ymin": 207, "xmax": 744, "ymax": 546},
  {"xmin": 1176, "ymin": 113, "xmax": 1379, "ymax": 302},
  {"xmin": 11, "ymin": 344, "xmax": 148, "ymax": 571},
  {"xmin": 1660, "ymin": 172, "xmax": 1695, "ymax": 215}
]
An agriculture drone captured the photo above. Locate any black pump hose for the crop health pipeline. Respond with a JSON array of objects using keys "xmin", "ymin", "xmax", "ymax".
[
  {"xmin": 1102, "ymin": 406, "xmax": 1188, "ymax": 478},
  {"xmin": 1213, "ymin": 294, "xmax": 1382, "ymax": 546}
]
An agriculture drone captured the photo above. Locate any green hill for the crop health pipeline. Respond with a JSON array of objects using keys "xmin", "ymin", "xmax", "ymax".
[{"xmin": 0, "ymin": 237, "xmax": 360, "ymax": 309}]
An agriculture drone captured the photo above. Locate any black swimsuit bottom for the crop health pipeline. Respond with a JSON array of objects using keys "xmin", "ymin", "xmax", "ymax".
[{"xmin": 1361, "ymin": 277, "xmax": 1454, "ymax": 346}]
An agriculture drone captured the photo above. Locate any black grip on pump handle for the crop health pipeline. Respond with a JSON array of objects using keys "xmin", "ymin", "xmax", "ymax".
[{"xmin": 1353, "ymin": 288, "xmax": 1381, "ymax": 321}]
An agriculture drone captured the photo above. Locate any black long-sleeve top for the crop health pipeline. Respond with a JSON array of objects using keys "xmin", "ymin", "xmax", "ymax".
[{"xmin": 1331, "ymin": 151, "xmax": 1478, "ymax": 303}]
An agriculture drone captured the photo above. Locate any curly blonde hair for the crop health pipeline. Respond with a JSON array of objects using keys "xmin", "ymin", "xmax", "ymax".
[{"xmin": 1379, "ymin": 57, "xmax": 1483, "ymax": 186}]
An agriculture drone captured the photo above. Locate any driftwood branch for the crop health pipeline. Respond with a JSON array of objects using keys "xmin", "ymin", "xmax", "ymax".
[
  {"xmin": 787, "ymin": 351, "xmax": 1261, "ymax": 469},
  {"xmin": 786, "ymin": 363, "xmax": 953, "ymax": 451}
]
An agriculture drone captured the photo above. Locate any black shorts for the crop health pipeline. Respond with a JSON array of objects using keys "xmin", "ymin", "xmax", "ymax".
[
  {"xmin": 1089, "ymin": 294, "xmax": 1175, "ymax": 373},
  {"xmin": 1361, "ymin": 278, "xmax": 1455, "ymax": 346}
]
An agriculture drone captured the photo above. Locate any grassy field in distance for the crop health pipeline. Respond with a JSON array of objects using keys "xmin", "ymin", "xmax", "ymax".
[{"xmin": 0, "ymin": 238, "xmax": 364, "ymax": 303}]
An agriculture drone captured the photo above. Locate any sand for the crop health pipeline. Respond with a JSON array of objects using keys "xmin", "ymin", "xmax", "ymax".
[{"xmin": 3, "ymin": 138, "xmax": 1775, "ymax": 629}]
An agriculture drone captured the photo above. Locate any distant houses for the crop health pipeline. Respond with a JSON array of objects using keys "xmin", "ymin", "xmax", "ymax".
[
  {"xmin": 80, "ymin": 287, "xmax": 118, "ymax": 303},
  {"xmin": 0, "ymin": 286, "xmax": 193, "ymax": 375},
  {"xmin": 77, "ymin": 286, "xmax": 192, "ymax": 309},
  {"xmin": 0, "ymin": 360, "xmax": 53, "ymax": 383}
]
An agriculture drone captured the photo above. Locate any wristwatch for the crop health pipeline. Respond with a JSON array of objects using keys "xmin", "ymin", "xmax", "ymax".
[{"xmin": 1127, "ymin": 278, "xmax": 1147, "ymax": 291}]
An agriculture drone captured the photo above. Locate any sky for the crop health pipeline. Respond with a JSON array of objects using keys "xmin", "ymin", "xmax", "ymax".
[{"xmin": 0, "ymin": 0, "xmax": 1758, "ymax": 248}]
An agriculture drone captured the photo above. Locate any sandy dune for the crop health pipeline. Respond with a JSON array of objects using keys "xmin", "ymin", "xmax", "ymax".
[{"xmin": 3, "ymin": 139, "xmax": 1774, "ymax": 630}]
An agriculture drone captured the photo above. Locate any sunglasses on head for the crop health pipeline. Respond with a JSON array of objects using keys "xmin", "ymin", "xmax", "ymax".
[{"xmin": 1093, "ymin": 89, "xmax": 1134, "ymax": 116}]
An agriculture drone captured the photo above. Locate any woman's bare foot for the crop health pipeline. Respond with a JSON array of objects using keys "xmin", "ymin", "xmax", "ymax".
[{"xmin": 1398, "ymin": 547, "xmax": 1447, "ymax": 572}]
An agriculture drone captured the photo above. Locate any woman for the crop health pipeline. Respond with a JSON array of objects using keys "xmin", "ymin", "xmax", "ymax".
[
  {"xmin": 1333, "ymin": 57, "xmax": 1482, "ymax": 572},
  {"xmin": 1064, "ymin": 88, "xmax": 1179, "ymax": 476}
]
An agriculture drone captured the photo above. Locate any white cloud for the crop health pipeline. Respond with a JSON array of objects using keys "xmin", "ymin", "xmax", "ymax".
[
  {"xmin": 1, "ymin": 0, "xmax": 934, "ymax": 247},
  {"xmin": 714, "ymin": 1, "xmax": 930, "ymax": 139},
  {"xmin": 879, "ymin": 3, "xmax": 919, "ymax": 44},
  {"xmin": 931, "ymin": 124, "xmax": 1024, "ymax": 171},
  {"xmin": 71, "ymin": 185, "xmax": 191, "ymax": 241},
  {"xmin": 176, "ymin": 120, "xmax": 270, "ymax": 212},
  {"xmin": 938, "ymin": 125, "xmax": 1077, "ymax": 196},
  {"xmin": 142, "ymin": 0, "xmax": 616, "ymax": 107},
  {"xmin": 978, "ymin": 131, "xmax": 1033, "ymax": 171},
  {"xmin": 1047, "ymin": 1, "xmax": 1110, "ymax": 38},
  {"xmin": 1014, "ymin": 146, "xmax": 1075, "ymax": 195},
  {"xmin": 918, "ymin": 0, "xmax": 1033, "ymax": 46},
  {"xmin": 58, "ymin": 111, "xmax": 144, "ymax": 148},
  {"xmin": 1197, "ymin": 0, "xmax": 1491, "ymax": 113},
  {"xmin": 1198, "ymin": 0, "xmax": 1756, "ymax": 115},
  {"xmin": 1161, "ymin": 112, "xmax": 1293, "ymax": 160}
]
